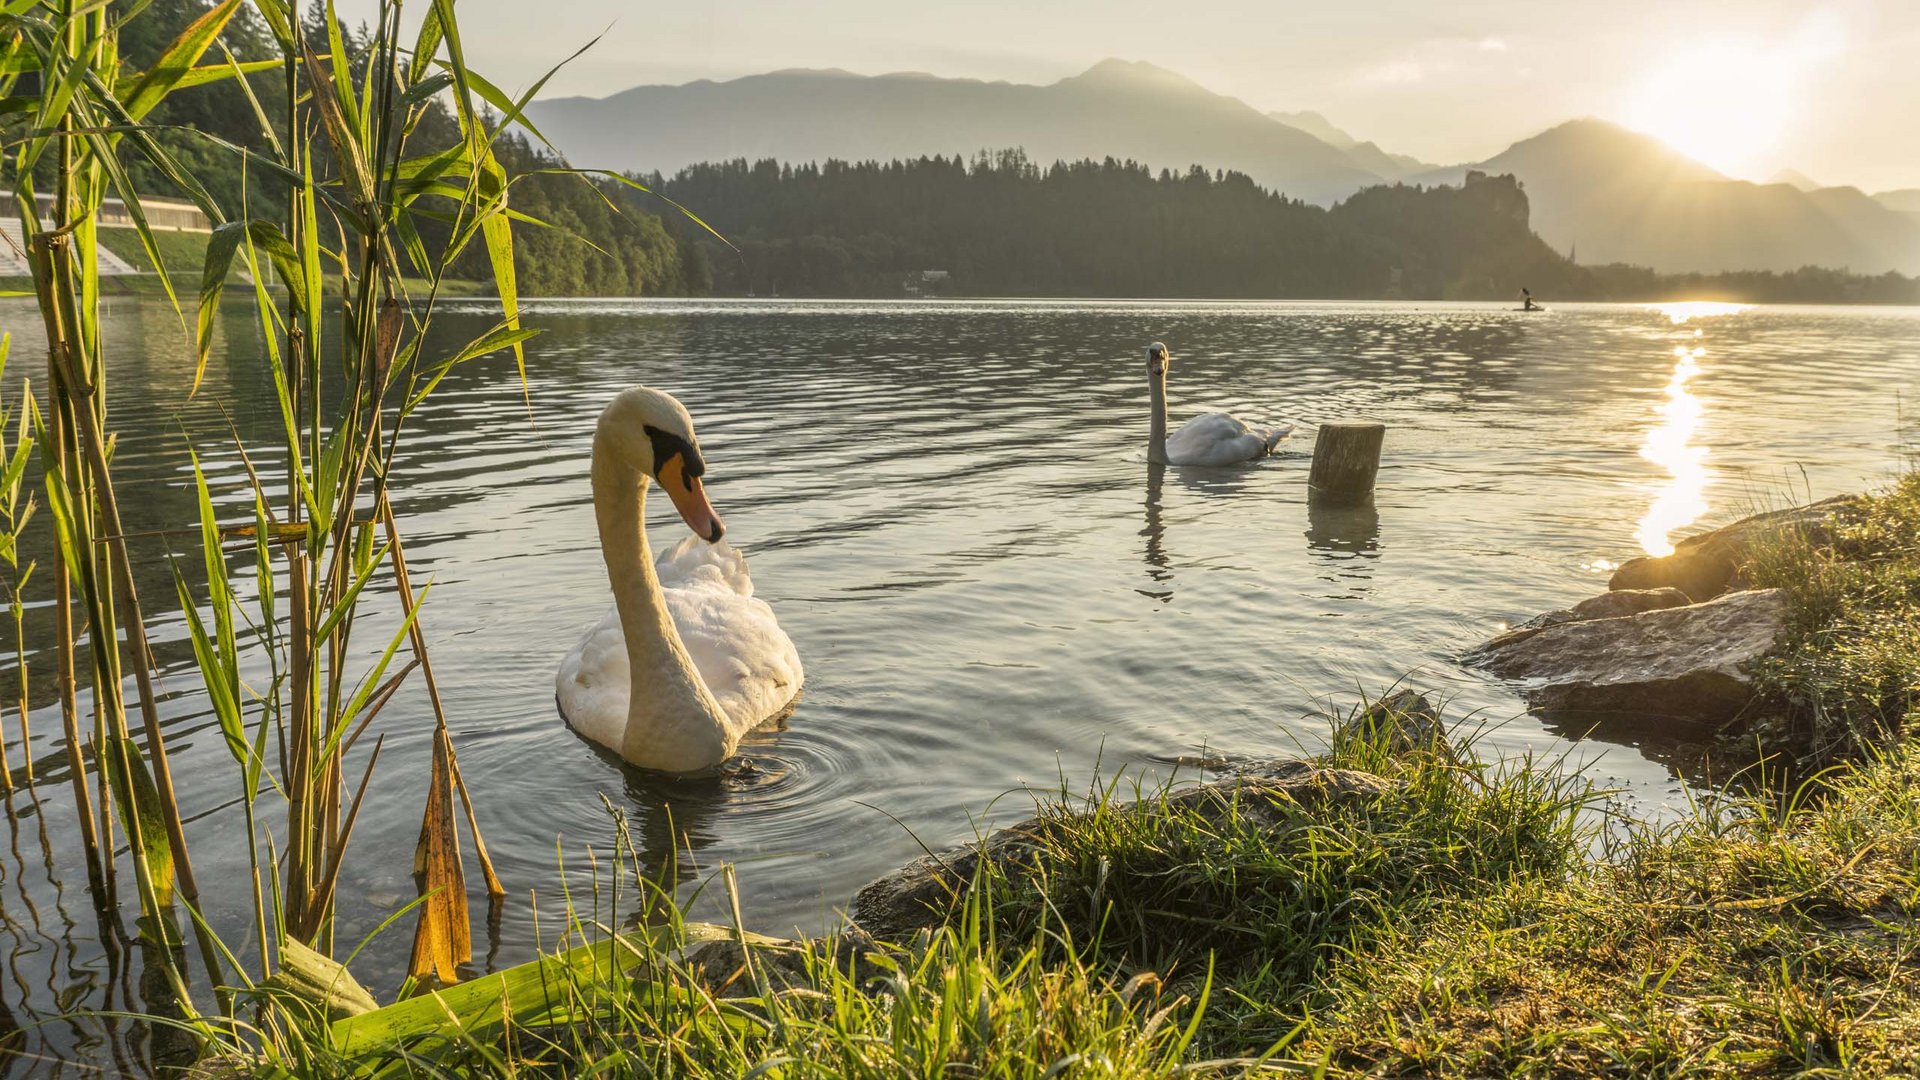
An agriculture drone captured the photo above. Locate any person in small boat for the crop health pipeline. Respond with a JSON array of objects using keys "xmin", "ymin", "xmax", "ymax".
[{"xmin": 1521, "ymin": 288, "xmax": 1539, "ymax": 311}]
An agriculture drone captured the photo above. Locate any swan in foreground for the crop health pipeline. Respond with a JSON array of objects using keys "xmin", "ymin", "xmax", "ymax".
[
  {"xmin": 556, "ymin": 387, "xmax": 803, "ymax": 772},
  {"xmin": 1145, "ymin": 342, "xmax": 1293, "ymax": 466}
]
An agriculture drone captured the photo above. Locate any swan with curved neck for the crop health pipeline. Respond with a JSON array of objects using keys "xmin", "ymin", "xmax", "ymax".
[
  {"xmin": 556, "ymin": 387, "xmax": 802, "ymax": 773},
  {"xmin": 1146, "ymin": 341, "xmax": 1292, "ymax": 466}
]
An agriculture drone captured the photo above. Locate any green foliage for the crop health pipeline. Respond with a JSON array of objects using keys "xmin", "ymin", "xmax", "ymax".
[
  {"xmin": 973, "ymin": 718, "xmax": 1594, "ymax": 1052},
  {"xmin": 650, "ymin": 154, "xmax": 1920, "ymax": 302},
  {"xmin": 201, "ymin": 701, "xmax": 1920, "ymax": 1077},
  {"xmin": 1745, "ymin": 473, "xmax": 1920, "ymax": 763},
  {"xmin": 1304, "ymin": 744, "xmax": 1920, "ymax": 1077},
  {"xmin": 443, "ymin": 133, "xmax": 697, "ymax": 297},
  {"xmin": 113, "ymin": 0, "xmax": 288, "ymax": 217}
]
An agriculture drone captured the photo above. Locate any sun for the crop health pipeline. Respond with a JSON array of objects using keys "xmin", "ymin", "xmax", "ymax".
[
  {"xmin": 1616, "ymin": 16, "xmax": 1842, "ymax": 179},
  {"xmin": 1620, "ymin": 44, "xmax": 1791, "ymax": 177}
]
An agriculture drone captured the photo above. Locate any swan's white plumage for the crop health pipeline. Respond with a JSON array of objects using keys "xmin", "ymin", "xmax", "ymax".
[
  {"xmin": 556, "ymin": 534, "xmax": 803, "ymax": 759},
  {"xmin": 1164, "ymin": 411, "xmax": 1294, "ymax": 467}
]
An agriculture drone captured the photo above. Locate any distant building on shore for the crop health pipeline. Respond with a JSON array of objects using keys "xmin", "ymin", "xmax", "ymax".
[
  {"xmin": 31, "ymin": 192, "xmax": 210, "ymax": 233},
  {"xmin": 903, "ymin": 269, "xmax": 951, "ymax": 296},
  {"xmin": 3, "ymin": 194, "xmax": 212, "ymax": 278}
]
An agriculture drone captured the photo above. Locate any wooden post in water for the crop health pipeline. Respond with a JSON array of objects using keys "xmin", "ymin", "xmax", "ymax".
[{"xmin": 1308, "ymin": 421, "xmax": 1385, "ymax": 501}]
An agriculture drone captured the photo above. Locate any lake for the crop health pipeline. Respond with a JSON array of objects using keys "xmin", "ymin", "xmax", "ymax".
[{"xmin": 0, "ymin": 296, "xmax": 1913, "ymax": 1071}]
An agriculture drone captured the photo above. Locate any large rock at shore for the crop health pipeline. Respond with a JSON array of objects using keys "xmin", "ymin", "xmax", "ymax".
[
  {"xmin": 849, "ymin": 761, "xmax": 1393, "ymax": 941},
  {"xmin": 1466, "ymin": 588, "xmax": 1787, "ymax": 730},
  {"xmin": 1609, "ymin": 496, "xmax": 1860, "ymax": 601},
  {"xmin": 1520, "ymin": 587, "xmax": 1695, "ymax": 630}
]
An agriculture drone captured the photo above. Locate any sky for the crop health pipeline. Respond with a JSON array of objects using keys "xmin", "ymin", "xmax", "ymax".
[{"xmin": 342, "ymin": 0, "xmax": 1920, "ymax": 192}]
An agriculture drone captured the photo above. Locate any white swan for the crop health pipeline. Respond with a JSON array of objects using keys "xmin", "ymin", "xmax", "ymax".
[
  {"xmin": 556, "ymin": 387, "xmax": 803, "ymax": 772},
  {"xmin": 1146, "ymin": 341, "xmax": 1293, "ymax": 467}
]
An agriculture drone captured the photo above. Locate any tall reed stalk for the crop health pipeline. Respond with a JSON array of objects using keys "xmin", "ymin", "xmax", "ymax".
[{"xmin": 5, "ymin": 0, "xmax": 546, "ymax": 1033}]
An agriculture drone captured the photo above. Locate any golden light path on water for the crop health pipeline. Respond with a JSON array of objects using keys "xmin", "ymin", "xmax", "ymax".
[
  {"xmin": 1629, "ymin": 301, "xmax": 1750, "ymax": 558},
  {"xmin": 1654, "ymin": 300, "xmax": 1753, "ymax": 325},
  {"xmin": 1635, "ymin": 345, "xmax": 1711, "ymax": 556}
]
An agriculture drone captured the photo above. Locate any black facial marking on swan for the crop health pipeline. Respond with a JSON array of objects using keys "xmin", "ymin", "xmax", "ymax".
[{"xmin": 643, "ymin": 424, "xmax": 706, "ymax": 488}]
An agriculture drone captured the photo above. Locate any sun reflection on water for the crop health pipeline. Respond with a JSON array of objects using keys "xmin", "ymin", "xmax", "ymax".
[
  {"xmin": 1648, "ymin": 300, "xmax": 1753, "ymax": 325},
  {"xmin": 1634, "ymin": 345, "xmax": 1712, "ymax": 556}
]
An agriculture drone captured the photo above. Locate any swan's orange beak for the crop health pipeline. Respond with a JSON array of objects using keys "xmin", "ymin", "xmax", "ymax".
[{"xmin": 658, "ymin": 455, "xmax": 725, "ymax": 543}]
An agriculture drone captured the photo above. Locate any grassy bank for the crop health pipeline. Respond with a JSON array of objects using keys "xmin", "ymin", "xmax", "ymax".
[
  {"xmin": 220, "ymin": 714, "xmax": 1917, "ymax": 1077},
  {"xmin": 191, "ymin": 474, "xmax": 1920, "ymax": 1078},
  {"xmin": 1744, "ymin": 471, "xmax": 1920, "ymax": 766}
]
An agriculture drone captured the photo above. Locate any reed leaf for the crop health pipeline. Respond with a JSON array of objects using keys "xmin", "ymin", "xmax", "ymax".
[
  {"xmin": 403, "ymin": 324, "xmax": 540, "ymax": 412},
  {"xmin": 335, "ymin": 924, "xmax": 718, "ymax": 1058},
  {"xmin": 103, "ymin": 735, "xmax": 176, "ymax": 911},
  {"xmin": 117, "ymin": 56, "xmax": 277, "ymax": 97},
  {"xmin": 118, "ymin": 0, "xmax": 242, "ymax": 120},
  {"xmin": 407, "ymin": 724, "xmax": 468, "ymax": 984}
]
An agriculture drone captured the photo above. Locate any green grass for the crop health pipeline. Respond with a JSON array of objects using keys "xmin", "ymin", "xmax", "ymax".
[
  {"xmin": 1743, "ymin": 471, "xmax": 1920, "ymax": 765},
  {"xmin": 206, "ymin": 686, "xmax": 1920, "ymax": 1078},
  {"xmin": 1302, "ymin": 745, "xmax": 1920, "ymax": 1076},
  {"xmin": 97, "ymin": 224, "xmax": 213, "ymax": 277}
]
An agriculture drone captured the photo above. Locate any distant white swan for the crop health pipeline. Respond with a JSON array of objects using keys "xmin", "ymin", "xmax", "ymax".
[
  {"xmin": 1146, "ymin": 342, "xmax": 1293, "ymax": 466},
  {"xmin": 556, "ymin": 387, "xmax": 803, "ymax": 772}
]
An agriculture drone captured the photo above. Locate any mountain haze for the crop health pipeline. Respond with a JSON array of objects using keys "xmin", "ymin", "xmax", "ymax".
[
  {"xmin": 530, "ymin": 59, "xmax": 1919, "ymax": 276},
  {"xmin": 1267, "ymin": 110, "xmax": 1432, "ymax": 178},
  {"xmin": 1417, "ymin": 120, "xmax": 1920, "ymax": 275},
  {"xmin": 527, "ymin": 59, "xmax": 1387, "ymax": 203},
  {"xmin": 1876, "ymin": 189, "xmax": 1920, "ymax": 213}
]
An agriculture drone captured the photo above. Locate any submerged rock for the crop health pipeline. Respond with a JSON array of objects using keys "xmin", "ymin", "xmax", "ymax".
[
  {"xmin": 1608, "ymin": 496, "xmax": 1860, "ymax": 601},
  {"xmin": 848, "ymin": 761, "xmax": 1393, "ymax": 941},
  {"xmin": 1466, "ymin": 588, "xmax": 1788, "ymax": 730}
]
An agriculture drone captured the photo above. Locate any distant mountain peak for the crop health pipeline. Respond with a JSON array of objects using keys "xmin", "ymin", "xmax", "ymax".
[
  {"xmin": 1268, "ymin": 110, "xmax": 1358, "ymax": 150},
  {"xmin": 1504, "ymin": 118, "xmax": 1725, "ymax": 181},
  {"xmin": 1064, "ymin": 58, "xmax": 1205, "ymax": 92},
  {"xmin": 1768, "ymin": 168, "xmax": 1821, "ymax": 191},
  {"xmin": 761, "ymin": 66, "xmax": 862, "ymax": 79}
]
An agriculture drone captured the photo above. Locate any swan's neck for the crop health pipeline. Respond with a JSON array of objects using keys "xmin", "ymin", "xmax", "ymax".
[
  {"xmin": 592, "ymin": 441, "xmax": 730, "ymax": 770},
  {"xmin": 1148, "ymin": 367, "xmax": 1169, "ymax": 464}
]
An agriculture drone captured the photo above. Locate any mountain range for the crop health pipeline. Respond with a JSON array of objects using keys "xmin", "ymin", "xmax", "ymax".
[
  {"xmin": 527, "ymin": 59, "xmax": 1920, "ymax": 276},
  {"xmin": 527, "ymin": 60, "xmax": 1405, "ymax": 205},
  {"xmin": 1417, "ymin": 122, "xmax": 1920, "ymax": 275}
]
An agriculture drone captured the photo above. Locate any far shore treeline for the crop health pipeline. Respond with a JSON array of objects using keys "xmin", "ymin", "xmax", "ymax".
[
  {"xmin": 640, "ymin": 154, "xmax": 1920, "ymax": 304},
  {"xmin": 85, "ymin": 0, "xmax": 1920, "ymax": 306}
]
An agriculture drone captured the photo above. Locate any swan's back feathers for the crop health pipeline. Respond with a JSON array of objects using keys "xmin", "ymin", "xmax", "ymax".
[
  {"xmin": 555, "ymin": 608, "xmax": 630, "ymax": 750},
  {"xmin": 557, "ymin": 536, "xmax": 803, "ymax": 757},
  {"xmin": 656, "ymin": 536, "xmax": 802, "ymax": 734},
  {"xmin": 1165, "ymin": 412, "xmax": 1292, "ymax": 466},
  {"xmin": 656, "ymin": 531, "xmax": 755, "ymax": 596}
]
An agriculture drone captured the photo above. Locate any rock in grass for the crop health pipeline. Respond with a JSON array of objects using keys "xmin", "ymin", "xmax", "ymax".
[
  {"xmin": 682, "ymin": 928, "xmax": 885, "ymax": 997},
  {"xmin": 849, "ymin": 762, "xmax": 1393, "ymax": 941},
  {"xmin": 1335, "ymin": 689, "xmax": 1451, "ymax": 757},
  {"xmin": 1466, "ymin": 588, "xmax": 1788, "ymax": 730},
  {"xmin": 1608, "ymin": 496, "xmax": 1861, "ymax": 601}
]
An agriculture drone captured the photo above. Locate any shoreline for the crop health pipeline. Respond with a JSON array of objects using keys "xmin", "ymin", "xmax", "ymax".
[{"xmin": 245, "ymin": 473, "xmax": 1920, "ymax": 1076}]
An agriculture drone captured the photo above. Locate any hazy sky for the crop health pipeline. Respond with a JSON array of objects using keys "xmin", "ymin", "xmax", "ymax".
[{"xmin": 346, "ymin": 0, "xmax": 1919, "ymax": 191}]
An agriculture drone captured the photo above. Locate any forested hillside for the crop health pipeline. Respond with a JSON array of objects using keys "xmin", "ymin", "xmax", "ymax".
[
  {"xmin": 72, "ymin": 0, "xmax": 1920, "ymax": 304},
  {"xmin": 645, "ymin": 154, "xmax": 1919, "ymax": 302},
  {"xmin": 103, "ymin": 0, "xmax": 698, "ymax": 297}
]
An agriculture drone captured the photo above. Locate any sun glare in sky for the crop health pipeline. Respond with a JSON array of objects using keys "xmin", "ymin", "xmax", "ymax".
[{"xmin": 1618, "ymin": 15, "xmax": 1843, "ymax": 178}]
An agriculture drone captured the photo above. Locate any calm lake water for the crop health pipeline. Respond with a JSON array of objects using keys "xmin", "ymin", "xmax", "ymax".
[{"xmin": 0, "ymin": 296, "xmax": 1913, "ymax": 1070}]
